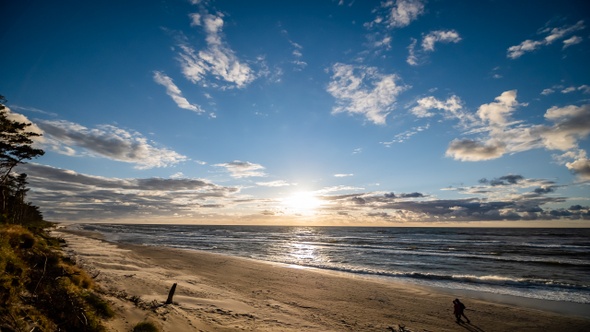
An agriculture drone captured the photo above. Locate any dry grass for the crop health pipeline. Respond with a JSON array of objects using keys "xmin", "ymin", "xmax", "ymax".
[{"xmin": 0, "ymin": 224, "xmax": 113, "ymax": 331}]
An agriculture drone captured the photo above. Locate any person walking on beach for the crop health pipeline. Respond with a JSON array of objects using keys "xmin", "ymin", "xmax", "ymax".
[{"xmin": 453, "ymin": 298, "xmax": 470, "ymax": 324}]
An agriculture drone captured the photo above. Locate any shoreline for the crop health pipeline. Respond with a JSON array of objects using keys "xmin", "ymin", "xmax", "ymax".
[{"xmin": 55, "ymin": 229, "xmax": 590, "ymax": 331}]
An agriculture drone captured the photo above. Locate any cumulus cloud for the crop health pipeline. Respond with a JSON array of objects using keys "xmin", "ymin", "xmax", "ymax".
[
  {"xmin": 507, "ymin": 20, "xmax": 585, "ymax": 59},
  {"xmin": 327, "ymin": 63, "xmax": 409, "ymax": 125},
  {"xmin": 476, "ymin": 90, "xmax": 524, "ymax": 126},
  {"xmin": 178, "ymin": 12, "xmax": 255, "ymax": 89},
  {"xmin": 566, "ymin": 157, "xmax": 590, "ymax": 180},
  {"xmin": 446, "ymin": 139, "xmax": 506, "ymax": 161},
  {"xmin": 214, "ymin": 160, "xmax": 266, "ymax": 178},
  {"xmin": 372, "ymin": 0, "xmax": 425, "ymax": 29},
  {"xmin": 153, "ymin": 71, "xmax": 204, "ymax": 113},
  {"xmin": 438, "ymin": 89, "xmax": 590, "ymax": 180},
  {"xmin": 411, "ymin": 95, "xmax": 464, "ymax": 119},
  {"xmin": 37, "ymin": 120, "xmax": 187, "ymax": 169},
  {"xmin": 421, "ymin": 30, "xmax": 462, "ymax": 51},
  {"xmin": 541, "ymin": 104, "xmax": 590, "ymax": 150}
]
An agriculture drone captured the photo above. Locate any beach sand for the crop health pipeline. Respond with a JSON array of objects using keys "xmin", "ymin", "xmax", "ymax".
[{"xmin": 54, "ymin": 230, "xmax": 590, "ymax": 332}]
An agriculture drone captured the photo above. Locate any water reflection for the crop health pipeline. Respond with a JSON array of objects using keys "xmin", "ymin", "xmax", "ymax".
[
  {"xmin": 287, "ymin": 242, "xmax": 318, "ymax": 262},
  {"xmin": 280, "ymin": 227, "xmax": 329, "ymax": 265}
]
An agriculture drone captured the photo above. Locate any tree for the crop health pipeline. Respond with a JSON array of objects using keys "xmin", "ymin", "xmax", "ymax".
[
  {"xmin": 0, "ymin": 95, "xmax": 45, "ymax": 186},
  {"xmin": 0, "ymin": 96, "xmax": 45, "ymax": 223}
]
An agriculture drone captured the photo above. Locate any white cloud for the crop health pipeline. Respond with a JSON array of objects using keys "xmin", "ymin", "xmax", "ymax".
[
  {"xmin": 507, "ymin": 20, "xmax": 585, "ymax": 59},
  {"xmin": 153, "ymin": 71, "xmax": 204, "ymax": 113},
  {"xmin": 4, "ymin": 107, "xmax": 44, "ymax": 138},
  {"xmin": 381, "ymin": 124, "xmax": 430, "ymax": 146},
  {"xmin": 541, "ymin": 104, "xmax": 590, "ymax": 151},
  {"xmin": 421, "ymin": 30, "xmax": 461, "ymax": 51},
  {"xmin": 407, "ymin": 30, "xmax": 461, "ymax": 65},
  {"xmin": 446, "ymin": 139, "xmax": 506, "ymax": 161},
  {"xmin": 563, "ymin": 35, "xmax": 583, "ymax": 49},
  {"xmin": 189, "ymin": 13, "xmax": 201, "ymax": 27},
  {"xmin": 256, "ymin": 180, "xmax": 291, "ymax": 187},
  {"xmin": 178, "ymin": 13, "xmax": 255, "ymax": 89},
  {"xmin": 411, "ymin": 95, "xmax": 462, "ymax": 118},
  {"xmin": 442, "ymin": 90, "xmax": 590, "ymax": 180},
  {"xmin": 476, "ymin": 90, "xmax": 522, "ymax": 126},
  {"xmin": 214, "ymin": 160, "xmax": 266, "ymax": 178},
  {"xmin": 560, "ymin": 85, "xmax": 590, "ymax": 94},
  {"xmin": 410, "ymin": 95, "xmax": 477, "ymax": 129},
  {"xmin": 334, "ymin": 173, "xmax": 354, "ymax": 178},
  {"xmin": 37, "ymin": 120, "xmax": 187, "ymax": 169},
  {"xmin": 406, "ymin": 38, "xmax": 418, "ymax": 65},
  {"xmin": 327, "ymin": 63, "xmax": 409, "ymax": 125},
  {"xmin": 17, "ymin": 163, "xmax": 239, "ymax": 221},
  {"xmin": 566, "ymin": 156, "xmax": 590, "ymax": 180},
  {"xmin": 382, "ymin": 0, "xmax": 425, "ymax": 28}
]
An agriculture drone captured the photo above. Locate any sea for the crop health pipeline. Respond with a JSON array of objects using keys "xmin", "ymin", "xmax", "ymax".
[{"xmin": 72, "ymin": 224, "xmax": 590, "ymax": 315}]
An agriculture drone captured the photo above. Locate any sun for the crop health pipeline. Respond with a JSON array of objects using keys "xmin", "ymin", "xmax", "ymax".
[{"xmin": 282, "ymin": 191, "xmax": 323, "ymax": 215}]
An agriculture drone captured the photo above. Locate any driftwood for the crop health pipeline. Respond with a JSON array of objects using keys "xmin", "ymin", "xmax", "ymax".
[{"xmin": 166, "ymin": 283, "xmax": 177, "ymax": 304}]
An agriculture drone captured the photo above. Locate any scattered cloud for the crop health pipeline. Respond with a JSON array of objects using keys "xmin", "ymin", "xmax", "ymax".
[
  {"xmin": 421, "ymin": 30, "xmax": 461, "ymax": 51},
  {"xmin": 4, "ymin": 107, "xmax": 44, "ymax": 137},
  {"xmin": 327, "ymin": 63, "xmax": 409, "ymax": 125},
  {"xmin": 334, "ymin": 173, "xmax": 354, "ymax": 178},
  {"xmin": 437, "ymin": 90, "xmax": 590, "ymax": 180},
  {"xmin": 563, "ymin": 35, "xmax": 583, "ymax": 49},
  {"xmin": 178, "ymin": 12, "xmax": 255, "ymax": 89},
  {"xmin": 321, "ymin": 176, "xmax": 588, "ymax": 222},
  {"xmin": 17, "ymin": 163, "xmax": 238, "ymax": 221},
  {"xmin": 17, "ymin": 161, "xmax": 588, "ymax": 222},
  {"xmin": 406, "ymin": 38, "xmax": 418, "ymax": 65},
  {"xmin": 256, "ymin": 180, "xmax": 291, "ymax": 187},
  {"xmin": 407, "ymin": 30, "xmax": 461, "ymax": 65},
  {"xmin": 37, "ymin": 119, "xmax": 187, "ymax": 169},
  {"xmin": 281, "ymin": 29, "xmax": 307, "ymax": 71},
  {"xmin": 367, "ymin": 0, "xmax": 425, "ymax": 29},
  {"xmin": 507, "ymin": 20, "xmax": 585, "ymax": 59},
  {"xmin": 381, "ymin": 124, "xmax": 429, "ymax": 146},
  {"xmin": 8, "ymin": 105, "xmax": 58, "ymax": 117},
  {"xmin": 214, "ymin": 160, "xmax": 266, "ymax": 178},
  {"xmin": 153, "ymin": 71, "xmax": 204, "ymax": 113}
]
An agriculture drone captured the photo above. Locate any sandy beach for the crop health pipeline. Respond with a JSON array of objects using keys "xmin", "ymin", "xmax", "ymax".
[{"xmin": 54, "ymin": 230, "xmax": 590, "ymax": 332}]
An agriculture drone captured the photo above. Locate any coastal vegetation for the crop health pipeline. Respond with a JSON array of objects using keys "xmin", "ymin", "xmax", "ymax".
[{"xmin": 0, "ymin": 95, "xmax": 113, "ymax": 331}]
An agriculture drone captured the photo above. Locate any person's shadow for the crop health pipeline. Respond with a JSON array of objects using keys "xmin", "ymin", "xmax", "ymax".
[{"xmin": 457, "ymin": 321, "xmax": 485, "ymax": 332}]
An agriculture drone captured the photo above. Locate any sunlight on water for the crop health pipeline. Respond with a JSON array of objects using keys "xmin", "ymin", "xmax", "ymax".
[{"xmin": 287, "ymin": 242, "xmax": 318, "ymax": 262}]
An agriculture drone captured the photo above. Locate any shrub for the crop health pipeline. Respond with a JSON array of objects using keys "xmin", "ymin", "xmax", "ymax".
[
  {"xmin": 0, "ymin": 224, "xmax": 112, "ymax": 331},
  {"xmin": 83, "ymin": 291, "xmax": 115, "ymax": 318},
  {"xmin": 133, "ymin": 321, "xmax": 159, "ymax": 332}
]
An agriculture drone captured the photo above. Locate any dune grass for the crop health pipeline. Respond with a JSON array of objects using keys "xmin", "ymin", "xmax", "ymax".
[{"xmin": 0, "ymin": 223, "xmax": 113, "ymax": 331}]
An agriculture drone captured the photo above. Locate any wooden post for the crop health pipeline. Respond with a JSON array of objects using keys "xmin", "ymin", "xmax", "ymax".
[{"xmin": 166, "ymin": 283, "xmax": 177, "ymax": 304}]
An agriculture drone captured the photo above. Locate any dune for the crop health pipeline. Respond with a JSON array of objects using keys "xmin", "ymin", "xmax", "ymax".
[{"xmin": 54, "ymin": 230, "xmax": 590, "ymax": 332}]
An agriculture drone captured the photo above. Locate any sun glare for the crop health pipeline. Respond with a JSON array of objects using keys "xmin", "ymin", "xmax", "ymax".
[{"xmin": 282, "ymin": 192, "xmax": 323, "ymax": 215}]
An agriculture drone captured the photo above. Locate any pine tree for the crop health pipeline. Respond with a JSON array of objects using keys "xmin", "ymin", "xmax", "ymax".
[{"xmin": 0, "ymin": 96, "xmax": 45, "ymax": 223}]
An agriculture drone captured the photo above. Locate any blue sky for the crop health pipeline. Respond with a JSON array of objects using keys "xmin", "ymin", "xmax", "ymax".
[{"xmin": 1, "ymin": 0, "xmax": 589, "ymax": 226}]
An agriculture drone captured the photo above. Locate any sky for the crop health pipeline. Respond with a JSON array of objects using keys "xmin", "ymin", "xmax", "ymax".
[{"xmin": 1, "ymin": 0, "xmax": 590, "ymax": 227}]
